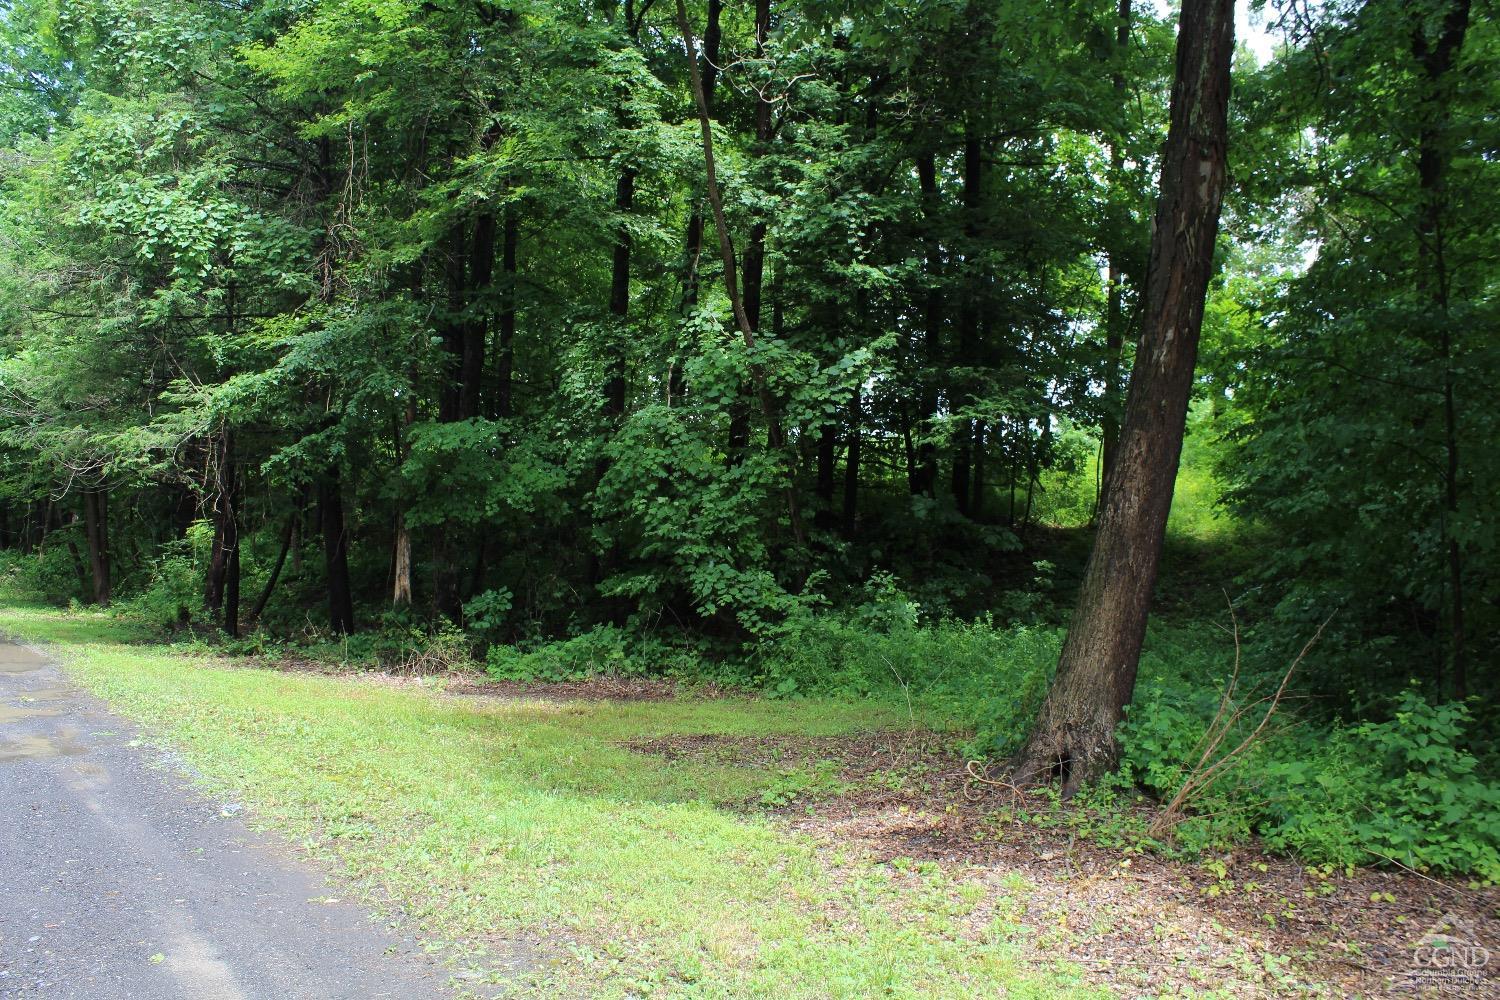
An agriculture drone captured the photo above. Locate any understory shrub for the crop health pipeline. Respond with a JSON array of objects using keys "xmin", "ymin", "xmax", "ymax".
[
  {"xmin": 1120, "ymin": 679, "xmax": 1500, "ymax": 879},
  {"xmin": 118, "ymin": 552, "xmax": 208, "ymax": 632},
  {"xmin": 750, "ymin": 576, "xmax": 1062, "ymax": 753},
  {"xmin": 1264, "ymin": 694, "xmax": 1500, "ymax": 877},
  {"xmin": 0, "ymin": 545, "xmax": 86, "ymax": 605},
  {"xmin": 481, "ymin": 574, "xmax": 1062, "ymax": 755},
  {"xmin": 486, "ymin": 625, "xmax": 695, "ymax": 681}
]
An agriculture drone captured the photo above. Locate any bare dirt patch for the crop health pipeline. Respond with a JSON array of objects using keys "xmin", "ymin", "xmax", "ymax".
[
  {"xmin": 251, "ymin": 654, "xmax": 736, "ymax": 702},
  {"xmin": 445, "ymin": 675, "xmax": 736, "ymax": 702},
  {"xmin": 629, "ymin": 728, "xmax": 1500, "ymax": 999}
]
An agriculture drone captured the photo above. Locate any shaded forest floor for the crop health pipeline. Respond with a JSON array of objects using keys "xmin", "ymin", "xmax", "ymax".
[
  {"xmin": 624, "ymin": 720, "xmax": 1499, "ymax": 998},
  {"xmin": 3, "ymin": 595, "xmax": 1493, "ymax": 998}
]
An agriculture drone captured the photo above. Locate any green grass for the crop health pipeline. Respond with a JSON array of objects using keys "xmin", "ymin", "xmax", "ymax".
[{"xmin": 0, "ymin": 597, "xmax": 1100, "ymax": 999}]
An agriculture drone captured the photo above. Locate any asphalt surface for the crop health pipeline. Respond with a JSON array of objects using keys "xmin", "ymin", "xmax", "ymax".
[{"xmin": 0, "ymin": 640, "xmax": 456, "ymax": 999}]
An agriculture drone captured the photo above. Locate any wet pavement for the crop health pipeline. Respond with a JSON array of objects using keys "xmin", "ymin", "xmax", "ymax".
[{"xmin": 0, "ymin": 640, "xmax": 456, "ymax": 999}]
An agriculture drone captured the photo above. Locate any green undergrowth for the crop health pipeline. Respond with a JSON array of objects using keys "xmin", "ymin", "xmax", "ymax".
[
  {"xmin": 37, "ymin": 558, "xmax": 1500, "ymax": 882},
  {"xmin": 1119, "ymin": 678, "xmax": 1500, "ymax": 879},
  {"xmin": 9, "ymin": 535, "xmax": 1496, "ymax": 891},
  {"xmin": 0, "ymin": 597, "xmax": 1097, "ymax": 999},
  {"xmin": 759, "ymin": 601, "xmax": 1500, "ymax": 881}
]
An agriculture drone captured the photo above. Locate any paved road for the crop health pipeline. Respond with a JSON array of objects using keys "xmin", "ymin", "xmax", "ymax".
[{"xmin": 0, "ymin": 640, "xmax": 455, "ymax": 999}]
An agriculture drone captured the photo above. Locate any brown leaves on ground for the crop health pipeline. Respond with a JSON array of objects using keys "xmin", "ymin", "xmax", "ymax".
[
  {"xmin": 245, "ymin": 665, "xmax": 1496, "ymax": 998},
  {"xmin": 631, "ymin": 726, "xmax": 1500, "ymax": 1000}
]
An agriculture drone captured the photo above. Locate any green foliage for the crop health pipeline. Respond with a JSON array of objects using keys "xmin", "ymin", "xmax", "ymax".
[
  {"xmin": 1279, "ymin": 694, "xmax": 1500, "ymax": 878},
  {"xmin": 1215, "ymin": 0, "xmax": 1500, "ymax": 706},
  {"xmin": 486, "ymin": 625, "xmax": 686, "ymax": 682},
  {"xmin": 746, "ymin": 577, "xmax": 1062, "ymax": 754},
  {"xmin": 0, "ymin": 546, "xmax": 83, "ymax": 605},
  {"xmin": 462, "ymin": 587, "xmax": 514, "ymax": 643},
  {"xmin": 0, "ymin": 0, "xmax": 1184, "ymax": 655},
  {"xmin": 1027, "ymin": 421, "xmax": 1102, "ymax": 529},
  {"xmin": 119, "ymin": 543, "xmax": 209, "ymax": 633},
  {"xmin": 1120, "ymin": 679, "xmax": 1500, "ymax": 879},
  {"xmin": 1, "ymin": 598, "xmax": 1094, "ymax": 999},
  {"xmin": 0, "ymin": 0, "xmax": 1491, "ymax": 890}
]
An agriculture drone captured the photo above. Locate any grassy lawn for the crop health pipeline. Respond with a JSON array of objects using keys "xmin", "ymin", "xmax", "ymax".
[{"xmin": 0, "ymin": 597, "xmax": 1100, "ymax": 999}]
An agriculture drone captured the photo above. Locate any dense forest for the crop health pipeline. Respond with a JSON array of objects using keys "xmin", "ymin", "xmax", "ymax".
[{"xmin": 0, "ymin": 0, "xmax": 1495, "ymax": 880}]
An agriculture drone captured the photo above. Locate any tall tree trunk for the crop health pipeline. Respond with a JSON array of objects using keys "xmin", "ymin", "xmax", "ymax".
[
  {"xmin": 1411, "ymin": 0, "xmax": 1471, "ymax": 700},
  {"xmin": 392, "ymin": 516, "xmax": 413, "ymax": 607},
  {"xmin": 391, "ymin": 393, "xmax": 417, "ymax": 608},
  {"xmin": 206, "ymin": 515, "xmax": 226, "ymax": 615},
  {"xmin": 680, "ymin": 0, "xmax": 722, "ymax": 309},
  {"xmin": 252, "ymin": 512, "xmax": 296, "ymax": 622},
  {"xmin": 842, "ymin": 388, "xmax": 861, "ymax": 536},
  {"xmin": 914, "ymin": 152, "xmax": 942, "ymax": 497},
  {"xmin": 951, "ymin": 131, "xmax": 982, "ymax": 515},
  {"xmin": 676, "ymin": 0, "xmax": 805, "ymax": 547},
  {"xmin": 674, "ymin": 0, "xmax": 722, "ymax": 407},
  {"xmin": 81, "ymin": 488, "xmax": 110, "ymax": 606},
  {"xmin": 496, "ymin": 210, "xmax": 518, "ymax": 419},
  {"xmin": 726, "ymin": 0, "xmax": 773, "ymax": 463},
  {"xmin": 1099, "ymin": 0, "xmax": 1132, "ymax": 515},
  {"xmin": 1014, "ymin": 0, "xmax": 1235, "ymax": 794},
  {"xmin": 320, "ymin": 475, "xmax": 355, "ymax": 635}
]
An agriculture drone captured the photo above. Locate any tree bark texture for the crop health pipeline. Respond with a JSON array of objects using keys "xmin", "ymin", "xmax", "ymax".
[
  {"xmin": 1411, "ymin": 0, "xmax": 1471, "ymax": 700},
  {"xmin": 82, "ymin": 488, "xmax": 110, "ymax": 606},
  {"xmin": 1015, "ymin": 0, "xmax": 1235, "ymax": 794},
  {"xmin": 1100, "ymin": 0, "xmax": 1133, "ymax": 514}
]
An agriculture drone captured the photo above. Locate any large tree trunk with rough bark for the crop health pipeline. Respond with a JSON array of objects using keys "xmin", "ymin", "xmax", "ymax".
[
  {"xmin": 1410, "ymin": 0, "xmax": 1471, "ymax": 700},
  {"xmin": 1014, "ymin": 0, "xmax": 1234, "ymax": 795},
  {"xmin": 82, "ymin": 487, "xmax": 110, "ymax": 606},
  {"xmin": 1100, "ymin": 0, "xmax": 1133, "ymax": 516},
  {"xmin": 913, "ymin": 151, "xmax": 942, "ymax": 498}
]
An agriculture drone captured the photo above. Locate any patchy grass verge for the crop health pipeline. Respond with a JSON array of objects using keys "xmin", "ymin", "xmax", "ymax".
[{"xmin": 0, "ymin": 598, "xmax": 1096, "ymax": 999}]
